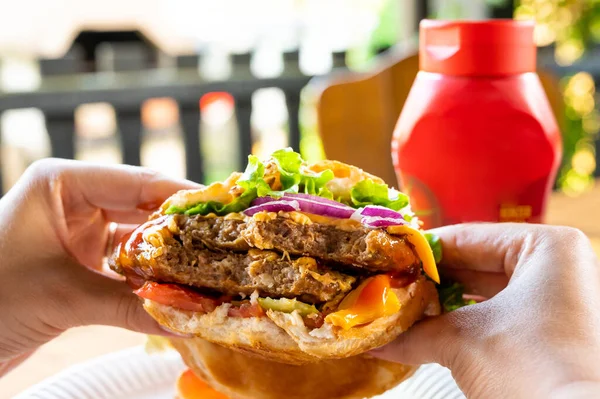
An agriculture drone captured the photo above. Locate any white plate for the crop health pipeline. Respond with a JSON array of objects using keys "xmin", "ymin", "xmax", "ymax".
[{"xmin": 13, "ymin": 347, "xmax": 465, "ymax": 399}]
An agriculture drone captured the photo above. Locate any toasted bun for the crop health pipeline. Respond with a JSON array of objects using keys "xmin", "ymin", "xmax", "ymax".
[
  {"xmin": 170, "ymin": 338, "xmax": 417, "ymax": 399},
  {"xmin": 143, "ymin": 276, "xmax": 440, "ymax": 365},
  {"xmin": 144, "ymin": 299, "xmax": 320, "ymax": 365}
]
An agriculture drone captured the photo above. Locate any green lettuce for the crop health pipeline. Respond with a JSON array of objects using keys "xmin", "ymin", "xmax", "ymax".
[
  {"xmin": 165, "ymin": 194, "xmax": 255, "ymax": 216},
  {"xmin": 437, "ymin": 281, "xmax": 476, "ymax": 312},
  {"xmin": 271, "ymin": 148, "xmax": 334, "ymax": 197},
  {"xmin": 422, "ymin": 234, "xmax": 476, "ymax": 312},
  {"xmin": 237, "ymin": 155, "xmax": 272, "ymax": 197},
  {"xmin": 165, "ymin": 148, "xmax": 411, "ymax": 216},
  {"xmin": 349, "ymin": 179, "xmax": 409, "ymax": 210},
  {"xmin": 425, "ymin": 232, "xmax": 442, "ymax": 264},
  {"xmin": 164, "ymin": 155, "xmax": 267, "ymax": 216}
]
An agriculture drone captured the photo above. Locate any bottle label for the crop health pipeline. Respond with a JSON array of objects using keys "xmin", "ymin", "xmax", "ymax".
[
  {"xmin": 499, "ymin": 204, "xmax": 533, "ymax": 223},
  {"xmin": 398, "ymin": 173, "xmax": 546, "ymax": 226}
]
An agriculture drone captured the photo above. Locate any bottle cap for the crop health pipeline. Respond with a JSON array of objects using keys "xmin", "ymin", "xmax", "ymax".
[{"xmin": 420, "ymin": 20, "xmax": 536, "ymax": 76}]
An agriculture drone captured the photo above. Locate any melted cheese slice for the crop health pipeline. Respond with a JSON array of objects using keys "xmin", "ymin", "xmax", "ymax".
[
  {"xmin": 387, "ymin": 225, "xmax": 440, "ymax": 283},
  {"xmin": 325, "ymin": 275, "xmax": 400, "ymax": 330},
  {"xmin": 250, "ymin": 211, "xmax": 362, "ymax": 231}
]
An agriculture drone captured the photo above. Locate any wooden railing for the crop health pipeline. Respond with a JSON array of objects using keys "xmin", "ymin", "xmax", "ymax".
[{"xmin": 0, "ymin": 50, "xmax": 350, "ymax": 189}]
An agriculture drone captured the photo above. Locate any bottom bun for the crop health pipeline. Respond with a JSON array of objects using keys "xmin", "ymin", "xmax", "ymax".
[
  {"xmin": 170, "ymin": 337, "xmax": 417, "ymax": 399},
  {"xmin": 143, "ymin": 276, "xmax": 440, "ymax": 365}
]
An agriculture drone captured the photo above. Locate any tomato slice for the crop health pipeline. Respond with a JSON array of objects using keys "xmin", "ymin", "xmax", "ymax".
[
  {"xmin": 176, "ymin": 369, "xmax": 229, "ymax": 399},
  {"xmin": 227, "ymin": 302, "xmax": 265, "ymax": 318},
  {"xmin": 134, "ymin": 282, "xmax": 222, "ymax": 313}
]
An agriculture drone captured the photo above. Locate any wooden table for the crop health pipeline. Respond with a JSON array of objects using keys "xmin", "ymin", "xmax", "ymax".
[{"xmin": 1, "ymin": 184, "xmax": 599, "ymax": 399}]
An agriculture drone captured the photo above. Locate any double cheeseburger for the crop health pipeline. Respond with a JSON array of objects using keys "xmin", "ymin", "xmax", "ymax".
[{"xmin": 110, "ymin": 149, "xmax": 441, "ymax": 397}]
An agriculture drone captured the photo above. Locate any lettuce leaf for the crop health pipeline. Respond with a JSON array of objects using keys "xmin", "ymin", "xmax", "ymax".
[
  {"xmin": 437, "ymin": 281, "xmax": 476, "ymax": 312},
  {"xmin": 165, "ymin": 191, "xmax": 256, "ymax": 216},
  {"xmin": 165, "ymin": 148, "xmax": 409, "ymax": 216},
  {"xmin": 349, "ymin": 179, "xmax": 409, "ymax": 210},
  {"xmin": 271, "ymin": 148, "xmax": 334, "ymax": 197},
  {"xmin": 430, "ymin": 235, "xmax": 474, "ymax": 312},
  {"xmin": 270, "ymin": 148, "xmax": 303, "ymax": 189},
  {"xmin": 425, "ymin": 232, "xmax": 443, "ymax": 264},
  {"xmin": 165, "ymin": 155, "xmax": 267, "ymax": 216},
  {"xmin": 237, "ymin": 155, "xmax": 272, "ymax": 197}
]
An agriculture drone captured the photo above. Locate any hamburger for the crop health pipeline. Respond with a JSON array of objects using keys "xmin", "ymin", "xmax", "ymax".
[{"xmin": 110, "ymin": 148, "xmax": 441, "ymax": 369}]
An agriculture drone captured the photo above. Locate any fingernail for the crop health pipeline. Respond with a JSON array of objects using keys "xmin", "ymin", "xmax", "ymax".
[{"xmin": 158, "ymin": 325, "xmax": 194, "ymax": 338}]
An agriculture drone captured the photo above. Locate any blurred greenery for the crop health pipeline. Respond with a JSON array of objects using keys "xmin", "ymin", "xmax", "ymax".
[{"xmin": 514, "ymin": 0, "xmax": 599, "ymax": 194}]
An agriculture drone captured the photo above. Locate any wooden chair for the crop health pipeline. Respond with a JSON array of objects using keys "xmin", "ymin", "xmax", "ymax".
[{"xmin": 309, "ymin": 43, "xmax": 564, "ymax": 187}]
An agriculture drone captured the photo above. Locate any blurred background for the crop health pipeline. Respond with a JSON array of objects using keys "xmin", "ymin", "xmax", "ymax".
[{"xmin": 0, "ymin": 0, "xmax": 598, "ymax": 195}]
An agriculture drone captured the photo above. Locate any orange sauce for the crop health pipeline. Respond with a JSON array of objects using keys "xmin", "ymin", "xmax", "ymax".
[{"xmin": 176, "ymin": 369, "xmax": 229, "ymax": 399}]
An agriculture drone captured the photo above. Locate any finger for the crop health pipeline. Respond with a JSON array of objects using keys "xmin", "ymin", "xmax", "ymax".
[
  {"xmin": 0, "ymin": 350, "xmax": 35, "ymax": 377},
  {"xmin": 65, "ymin": 266, "xmax": 189, "ymax": 338},
  {"xmin": 72, "ymin": 163, "xmax": 199, "ymax": 210},
  {"xmin": 102, "ymin": 223, "xmax": 143, "ymax": 258},
  {"xmin": 429, "ymin": 223, "xmax": 544, "ymax": 276},
  {"xmin": 442, "ymin": 269, "xmax": 509, "ymax": 298},
  {"xmin": 370, "ymin": 311, "xmax": 467, "ymax": 367},
  {"xmin": 99, "ymin": 223, "xmax": 139, "ymax": 276},
  {"xmin": 39, "ymin": 159, "xmax": 200, "ymax": 212},
  {"xmin": 114, "ymin": 223, "xmax": 139, "ymax": 244},
  {"xmin": 103, "ymin": 209, "xmax": 153, "ymax": 225}
]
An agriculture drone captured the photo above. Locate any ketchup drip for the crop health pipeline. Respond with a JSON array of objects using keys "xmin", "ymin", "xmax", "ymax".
[{"xmin": 388, "ymin": 264, "xmax": 420, "ymax": 289}]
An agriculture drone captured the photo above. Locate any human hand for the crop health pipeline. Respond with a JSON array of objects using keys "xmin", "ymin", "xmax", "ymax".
[
  {"xmin": 0, "ymin": 159, "xmax": 198, "ymax": 375},
  {"xmin": 372, "ymin": 223, "xmax": 600, "ymax": 398}
]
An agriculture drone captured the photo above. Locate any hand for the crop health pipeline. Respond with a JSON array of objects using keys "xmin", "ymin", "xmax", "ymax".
[
  {"xmin": 372, "ymin": 223, "xmax": 600, "ymax": 398},
  {"xmin": 0, "ymin": 159, "xmax": 199, "ymax": 376}
]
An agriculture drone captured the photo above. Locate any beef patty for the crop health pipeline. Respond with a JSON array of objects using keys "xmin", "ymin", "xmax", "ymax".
[
  {"xmin": 176, "ymin": 213, "xmax": 418, "ymax": 272},
  {"xmin": 111, "ymin": 212, "xmax": 418, "ymax": 305},
  {"xmin": 111, "ymin": 232, "xmax": 356, "ymax": 303}
]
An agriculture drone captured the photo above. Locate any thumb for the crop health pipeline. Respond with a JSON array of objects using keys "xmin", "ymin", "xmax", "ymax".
[{"xmin": 370, "ymin": 310, "xmax": 471, "ymax": 367}]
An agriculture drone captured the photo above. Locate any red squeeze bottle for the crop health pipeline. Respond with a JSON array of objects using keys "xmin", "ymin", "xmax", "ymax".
[{"xmin": 392, "ymin": 20, "xmax": 562, "ymax": 228}]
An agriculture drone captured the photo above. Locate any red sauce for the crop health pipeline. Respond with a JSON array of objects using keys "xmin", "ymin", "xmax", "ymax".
[
  {"xmin": 303, "ymin": 313, "xmax": 325, "ymax": 329},
  {"xmin": 388, "ymin": 266, "xmax": 419, "ymax": 289}
]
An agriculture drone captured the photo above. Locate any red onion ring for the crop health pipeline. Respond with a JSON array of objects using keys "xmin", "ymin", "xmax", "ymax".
[
  {"xmin": 243, "ymin": 200, "xmax": 300, "ymax": 216},
  {"xmin": 248, "ymin": 194, "xmax": 409, "ymax": 228},
  {"xmin": 252, "ymin": 194, "xmax": 355, "ymax": 219}
]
